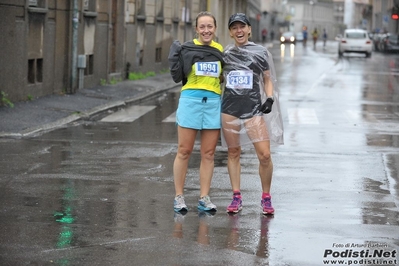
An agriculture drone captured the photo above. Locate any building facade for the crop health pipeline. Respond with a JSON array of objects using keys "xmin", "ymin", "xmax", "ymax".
[
  {"xmin": 0, "ymin": 0, "xmax": 261, "ymax": 104},
  {"xmin": 258, "ymin": 0, "xmax": 377, "ymax": 42},
  {"xmin": 372, "ymin": 0, "xmax": 399, "ymax": 33},
  {"xmin": 259, "ymin": 0, "xmax": 337, "ymax": 40}
]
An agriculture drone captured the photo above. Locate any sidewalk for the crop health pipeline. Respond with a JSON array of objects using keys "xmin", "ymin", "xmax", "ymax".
[{"xmin": 0, "ymin": 73, "xmax": 179, "ymax": 138}]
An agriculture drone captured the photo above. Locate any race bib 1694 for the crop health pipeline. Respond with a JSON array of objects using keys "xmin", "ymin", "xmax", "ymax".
[{"xmin": 195, "ymin": 61, "xmax": 220, "ymax": 77}]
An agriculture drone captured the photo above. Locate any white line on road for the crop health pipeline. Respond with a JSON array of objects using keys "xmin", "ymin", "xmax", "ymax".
[
  {"xmin": 100, "ymin": 105, "xmax": 156, "ymax": 122},
  {"xmin": 162, "ymin": 111, "xmax": 176, "ymax": 123}
]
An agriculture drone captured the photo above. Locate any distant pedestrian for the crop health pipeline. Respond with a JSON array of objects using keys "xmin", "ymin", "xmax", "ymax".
[
  {"xmin": 302, "ymin": 26, "xmax": 308, "ymax": 47},
  {"xmin": 322, "ymin": 28, "xmax": 327, "ymax": 47},
  {"xmin": 270, "ymin": 29, "xmax": 275, "ymax": 41},
  {"xmin": 312, "ymin": 28, "xmax": 319, "ymax": 49},
  {"xmin": 262, "ymin": 28, "xmax": 268, "ymax": 43}
]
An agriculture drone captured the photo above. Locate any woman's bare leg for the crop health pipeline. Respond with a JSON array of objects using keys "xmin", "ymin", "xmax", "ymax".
[
  {"xmin": 199, "ymin": 129, "xmax": 220, "ymax": 197},
  {"xmin": 173, "ymin": 126, "xmax": 197, "ymax": 196}
]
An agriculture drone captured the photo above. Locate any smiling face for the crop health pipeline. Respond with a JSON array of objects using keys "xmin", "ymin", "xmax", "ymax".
[
  {"xmin": 229, "ymin": 22, "xmax": 251, "ymax": 46},
  {"xmin": 196, "ymin": 15, "xmax": 216, "ymax": 45}
]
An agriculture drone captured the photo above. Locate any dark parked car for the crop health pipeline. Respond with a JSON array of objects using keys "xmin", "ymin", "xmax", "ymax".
[
  {"xmin": 280, "ymin": 31, "xmax": 296, "ymax": 44},
  {"xmin": 372, "ymin": 33, "xmax": 387, "ymax": 51},
  {"xmin": 380, "ymin": 34, "xmax": 399, "ymax": 53}
]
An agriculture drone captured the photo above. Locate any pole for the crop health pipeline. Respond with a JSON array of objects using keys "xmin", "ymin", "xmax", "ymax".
[
  {"xmin": 70, "ymin": 0, "xmax": 78, "ymax": 93},
  {"xmin": 184, "ymin": 0, "xmax": 187, "ymax": 41}
]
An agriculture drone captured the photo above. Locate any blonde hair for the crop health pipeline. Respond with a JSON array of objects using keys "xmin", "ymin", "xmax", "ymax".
[{"xmin": 195, "ymin": 11, "xmax": 217, "ymax": 28}]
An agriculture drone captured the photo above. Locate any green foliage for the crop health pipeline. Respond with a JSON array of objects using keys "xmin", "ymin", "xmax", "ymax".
[
  {"xmin": 100, "ymin": 77, "xmax": 123, "ymax": 85},
  {"xmin": 128, "ymin": 71, "xmax": 155, "ymax": 80},
  {"xmin": 110, "ymin": 77, "xmax": 122, "ymax": 85},
  {"xmin": 100, "ymin": 70, "xmax": 162, "ymax": 85},
  {"xmin": 160, "ymin": 68, "xmax": 169, "ymax": 74},
  {"xmin": 0, "ymin": 91, "xmax": 14, "ymax": 108},
  {"xmin": 128, "ymin": 72, "xmax": 145, "ymax": 80},
  {"xmin": 27, "ymin": 95, "xmax": 33, "ymax": 101}
]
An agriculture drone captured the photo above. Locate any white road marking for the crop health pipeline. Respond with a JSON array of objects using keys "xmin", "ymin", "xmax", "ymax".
[
  {"xmin": 101, "ymin": 105, "xmax": 156, "ymax": 122},
  {"xmin": 306, "ymin": 72, "xmax": 327, "ymax": 95},
  {"xmin": 288, "ymin": 108, "xmax": 319, "ymax": 125},
  {"xmin": 162, "ymin": 111, "xmax": 176, "ymax": 123}
]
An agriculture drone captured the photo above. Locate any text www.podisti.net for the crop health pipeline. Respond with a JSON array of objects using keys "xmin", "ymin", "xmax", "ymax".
[{"xmin": 323, "ymin": 248, "xmax": 397, "ymax": 265}]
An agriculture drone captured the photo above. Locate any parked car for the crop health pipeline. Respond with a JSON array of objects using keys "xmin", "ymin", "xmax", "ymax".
[
  {"xmin": 295, "ymin": 32, "xmax": 304, "ymax": 42},
  {"xmin": 338, "ymin": 29, "xmax": 372, "ymax": 58},
  {"xmin": 372, "ymin": 33, "xmax": 387, "ymax": 51},
  {"xmin": 280, "ymin": 31, "xmax": 296, "ymax": 44},
  {"xmin": 380, "ymin": 34, "xmax": 399, "ymax": 53}
]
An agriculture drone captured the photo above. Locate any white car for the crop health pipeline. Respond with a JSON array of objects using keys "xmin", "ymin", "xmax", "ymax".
[{"xmin": 338, "ymin": 29, "xmax": 372, "ymax": 58}]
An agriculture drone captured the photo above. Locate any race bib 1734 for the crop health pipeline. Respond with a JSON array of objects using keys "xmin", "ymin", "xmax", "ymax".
[
  {"xmin": 226, "ymin": 70, "xmax": 253, "ymax": 89},
  {"xmin": 194, "ymin": 61, "xmax": 220, "ymax": 77}
]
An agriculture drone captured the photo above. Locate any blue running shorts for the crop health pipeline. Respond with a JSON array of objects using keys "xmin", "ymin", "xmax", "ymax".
[{"xmin": 176, "ymin": 95, "xmax": 221, "ymax": 130}]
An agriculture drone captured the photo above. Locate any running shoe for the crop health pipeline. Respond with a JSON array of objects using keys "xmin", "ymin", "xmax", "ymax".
[
  {"xmin": 226, "ymin": 196, "xmax": 243, "ymax": 213},
  {"xmin": 261, "ymin": 196, "xmax": 274, "ymax": 215},
  {"xmin": 197, "ymin": 195, "xmax": 217, "ymax": 211},
  {"xmin": 174, "ymin": 195, "xmax": 188, "ymax": 212}
]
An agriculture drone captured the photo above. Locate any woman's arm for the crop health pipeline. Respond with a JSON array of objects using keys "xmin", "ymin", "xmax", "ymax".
[{"xmin": 263, "ymin": 70, "xmax": 273, "ymax": 98}]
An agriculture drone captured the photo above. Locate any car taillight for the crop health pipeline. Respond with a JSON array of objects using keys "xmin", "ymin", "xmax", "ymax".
[
  {"xmin": 341, "ymin": 40, "xmax": 347, "ymax": 43},
  {"xmin": 366, "ymin": 40, "xmax": 371, "ymax": 44}
]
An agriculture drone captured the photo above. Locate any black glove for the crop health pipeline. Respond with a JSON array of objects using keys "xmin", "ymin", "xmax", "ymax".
[{"xmin": 260, "ymin": 98, "xmax": 274, "ymax": 114}]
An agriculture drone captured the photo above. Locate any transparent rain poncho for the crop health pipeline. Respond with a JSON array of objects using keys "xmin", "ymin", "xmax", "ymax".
[{"xmin": 221, "ymin": 42, "xmax": 284, "ymax": 148}]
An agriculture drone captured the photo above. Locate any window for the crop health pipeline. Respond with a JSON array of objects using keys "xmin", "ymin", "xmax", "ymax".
[
  {"xmin": 290, "ymin": 6, "xmax": 295, "ymax": 16},
  {"xmin": 139, "ymin": 49, "xmax": 144, "ymax": 66},
  {"xmin": 28, "ymin": 0, "xmax": 46, "ymax": 8},
  {"xmin": 83, "ymin": 0, "xmax": 96, "ymax": 12},
  {"xmin": 346, "ymin": 32, "xmax": 366, "ymax": 39},
  {"xmin": 28, "ymin": 12, "xmax": 44, "ymax": 84},
  {"xmin": 155, "ymin": 47, "xmax": 162, "ymax": 62},
  {"xmin": 137, "ymin": 0, "xmax": 145, "ymax": 15},
  {"xmin": 28, "ymin": 0, "xmax": 38, "ymax": 6},
  {"xmin": 28, "ymin": 58, "xmax": 43, "ymax": 84},
  {"xmin": 83, "ymin": 0, "xmax": 89, "ymax": 11},
  {"xmin": 36, "ymin": 58, "xmax": 43, "ymax": 82},
  {"xmin": 28, "ymin": 59, "xmax": 35, "ymax": 84},
  {"xmin": 84, "ymin": 55, "xmax": 94, "ymax": 76}
]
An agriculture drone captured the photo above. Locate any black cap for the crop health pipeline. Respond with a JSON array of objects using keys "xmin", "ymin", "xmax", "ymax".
[{"xmin": 228, "ymin": 13, "xmax": 251, "ymax": 29}]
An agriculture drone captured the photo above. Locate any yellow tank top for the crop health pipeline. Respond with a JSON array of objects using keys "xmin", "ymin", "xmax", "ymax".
[{"xmin": 182, "ymin": 39, "xmax": 223, "ymax": 95}]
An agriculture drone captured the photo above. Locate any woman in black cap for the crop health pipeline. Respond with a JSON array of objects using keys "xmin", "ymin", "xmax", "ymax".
[{"xmin": 222, "ymin": 13, "xmax": 284, "ymax": 215}]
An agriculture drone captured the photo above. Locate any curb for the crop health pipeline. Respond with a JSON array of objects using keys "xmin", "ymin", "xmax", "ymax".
[{"xmin": 0, "ymin": 84, "xmax": 179, "ymax": 138}]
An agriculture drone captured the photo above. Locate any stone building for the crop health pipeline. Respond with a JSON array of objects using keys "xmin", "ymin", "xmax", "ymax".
[
  {"xmin": 0, "ymin": 0, "xmax": 261, "ymax": 103},
  {"xmin": 372, "ymin": 0, "xmax": 399, "ymax": 33}
]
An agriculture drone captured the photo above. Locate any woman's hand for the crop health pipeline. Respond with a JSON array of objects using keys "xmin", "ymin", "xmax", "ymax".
[{"xmin": 260, "ymin": 97, "xmax": 274, "ymax": 114}]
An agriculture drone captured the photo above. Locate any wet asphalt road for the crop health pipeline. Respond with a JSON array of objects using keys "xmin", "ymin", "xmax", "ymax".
[{"xmin": 1, "ymin": 41, "xmax": 399, "ymax": 266}]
